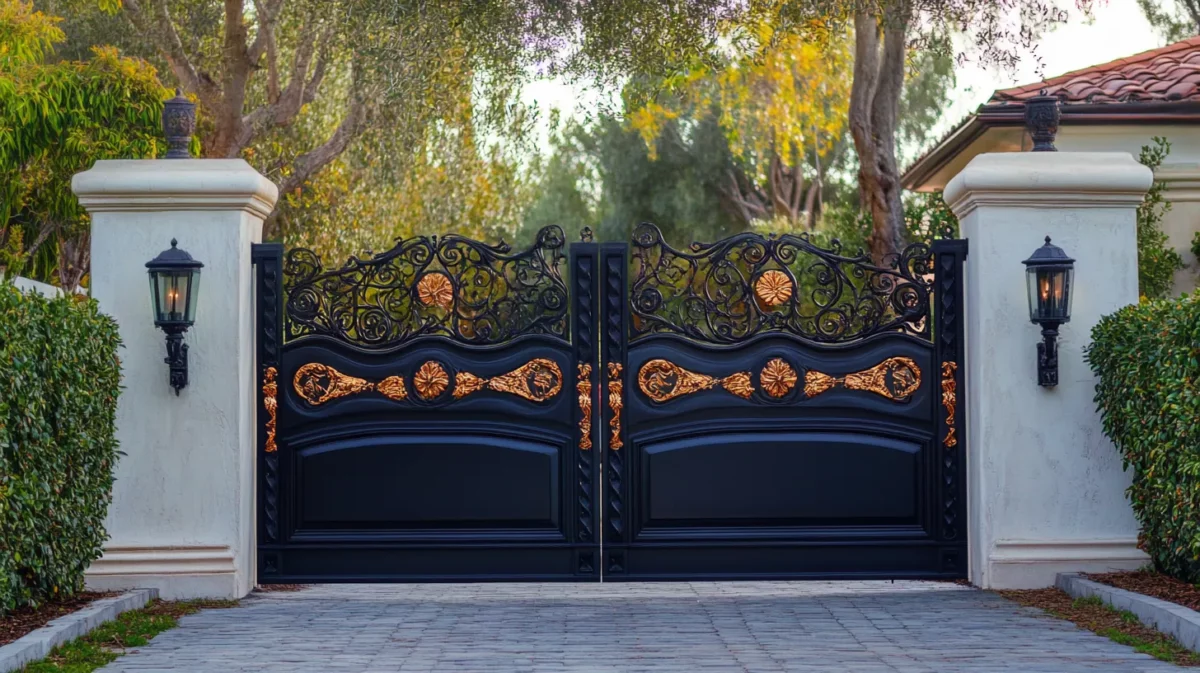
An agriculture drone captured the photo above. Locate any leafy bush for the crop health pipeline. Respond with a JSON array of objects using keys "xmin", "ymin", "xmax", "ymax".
[
  {"xmin": 1088, "ymin": 292, "xmax": 1200, "ymax": 582},
  {"xmin": 1136, "ymin": 137, "xmax": 1184, "ymax": 300},
  {"xmin": 0, "ymin": 284, "xmax": 121, "ymax": 613}
]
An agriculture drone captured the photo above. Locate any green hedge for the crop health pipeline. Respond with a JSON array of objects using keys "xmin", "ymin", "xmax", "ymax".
[
  {"xmin": 1088, "ymin": 293, "xmax": 1200, "ymax": 582},
  {"xmin": 0, "ymin": 284, "xmax": 121, "ymax": 613}
]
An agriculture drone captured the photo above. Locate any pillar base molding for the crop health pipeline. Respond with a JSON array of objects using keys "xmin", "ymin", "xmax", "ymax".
[
  {"xmin": 85, "ymin": 545, "xmax": 245, "ymax": 600},
  {"xmin": 985, "ymin": 539, "xmax": 1149, "ymax": 589}
]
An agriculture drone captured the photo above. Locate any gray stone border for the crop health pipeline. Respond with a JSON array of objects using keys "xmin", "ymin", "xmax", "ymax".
[
  {"xmin": 1057, "ymin": 572, "xmax": 1200, "ymax": 652},
  {"xmin": 0, "ymin": 589, "xmax": 158, "ymax": 673}
]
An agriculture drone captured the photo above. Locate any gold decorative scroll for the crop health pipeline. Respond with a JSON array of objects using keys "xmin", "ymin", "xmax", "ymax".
[
  {"xmin": 941, "ymin": 361, "xmax": 958, "ymax": 448},
  {"xmin": 608, "ymin": 362, "xmax": 624, "ymax": 450},
  {"xmin": 376, "ymin": 376, "xmax": 408, "ymax": 401},
  {"xmin": 577, "ymin": 363, "xmax": 592, "ymax": 451},
  {"xmin": 293, "ymin": 359, "xmax": 564, "ymax": 407},
  {"xmin": 294, "ymin": 363, "xmax": 375, "ymax": 406},
  {"xmin": 804, "ymin": 357, "xmax": 922, "ymax": 402},
  {"xmin": 414, "ymin": 361, "xmax": 450, "ymax": 399},
  {"xmin": 760, "ymin": 358, "xmax": 797, "ymax": 398},
  {"xmin": 451, "ymin": 358, "xmax": 563, "ymax": 402},
  {"xmin": 637, "ymin": 359, "xmax": 755, "ymax": 403},
  {"xmin": 263, "ymin": 367, "xmax": 278, "ymax": 452}
]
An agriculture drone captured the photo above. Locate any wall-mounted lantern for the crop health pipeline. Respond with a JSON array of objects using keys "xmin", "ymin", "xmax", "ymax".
[
  {"xmin": 146, "ymin": 239, "xmax": 203, "ymax": 394},
  {"xmin": 1022, "ymin": 236, "xmax": 1074, "ymax": 387}
]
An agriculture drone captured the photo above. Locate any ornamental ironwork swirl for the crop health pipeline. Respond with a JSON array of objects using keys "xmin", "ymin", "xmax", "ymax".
[
  {"xmin": 283, "ymin": 225, "xmax": 568, "ymax": 346},
  {"xmin": 629, "ymin": 223, "xmax": 934, "ymax": 344}
]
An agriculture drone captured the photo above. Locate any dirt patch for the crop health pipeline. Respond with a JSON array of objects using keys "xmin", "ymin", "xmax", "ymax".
[
  {"xmin": 1087, "ymin": 569, "xmax": 1200, "ymax": 612},
  {"xmin": 0, "ymin": 592, "xmax": 119, "ymax": 646},
  {"xmin": 254, "ymin": 584, "xmax": 310, "ymax": 593},
  {"xmin": 1000, "ymin": 587, "xmax": 1200, "ymax": 667}
]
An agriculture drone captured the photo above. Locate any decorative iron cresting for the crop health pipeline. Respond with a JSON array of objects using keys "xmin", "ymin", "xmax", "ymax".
[
  {"xmin": 941, "ymin": 361, "xmax": 958, "ymax": 448},
  {"xmin": 292, "ymin": 359, "xmax": 563, "ymax": 406},
  {"xmin": 804, "ymin": 356, "xmax": 921, "ymax": 402},
  {"xmin": 577, "ymin": 363, "xmax": 593, "ymax": 451},
  {"xmin": 284, "ymin": 225, "xmax": 568, "ymax": 346},
  {"xmin": 607, "ymin": 363, "xmax": 624, "ymax": 450},
  {"xmin": 262, "ymin": 367, "xmax": 278, "ymax": 452},
  {"xmin": 629, "ymin": 223, "xmax": 933, "ymax": 344},
  {"xmin": 637, "ymin": 359, "xmax": 754, "ymax": 403}
]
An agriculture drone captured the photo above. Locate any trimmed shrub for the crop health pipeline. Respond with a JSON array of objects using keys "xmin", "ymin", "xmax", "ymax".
[
  {"xmin": 1088, "ymin": 292, "xmax": 1200, "ymax": 582},
  {"xmin": 0, "ymin": 284, "xmax": 121, "ymax": 613}
]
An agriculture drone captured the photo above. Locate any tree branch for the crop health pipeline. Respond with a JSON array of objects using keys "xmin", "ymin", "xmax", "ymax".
[
  {"xmin": 248, "ymin": 0, "xmax": 287, "ymax": 65},
  {"xmin": 239, "ymin": 21, "xmax": 332, "ymax": 148},
  {"xmin": 123, "ymin": 0, "xmax": 220, "ymax": 108},
  {"xmin": 274, "ymin": 95, "xmax": 368, "ymax": 207}
]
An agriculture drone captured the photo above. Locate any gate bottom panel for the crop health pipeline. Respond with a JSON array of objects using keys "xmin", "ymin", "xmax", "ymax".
[
  {"xmin": 259, "ymin": 544, "xmax": 599, "ymax": 582},
  {"xmin": 603, "ymin": 541, "xmax": 967, "ymax": 580}
]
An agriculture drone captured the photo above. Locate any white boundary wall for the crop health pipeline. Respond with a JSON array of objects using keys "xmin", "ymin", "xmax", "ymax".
[{"xmin": 945, "ymin": 152, "xmax": 1151, "ymax": 588}]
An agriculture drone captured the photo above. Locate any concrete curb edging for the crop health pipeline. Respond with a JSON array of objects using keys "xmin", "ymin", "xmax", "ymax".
[
  {"xmin": 1057, "ymin": 572, "xmax": 1200, "ymax": 652},
  {"xmin": 0, "ymin": 588, "xmax": 158, "ymax": 673}
]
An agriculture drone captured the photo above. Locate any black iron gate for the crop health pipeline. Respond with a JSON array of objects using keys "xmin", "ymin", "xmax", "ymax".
[{"xmin": 254, "ymin": 225, "xmax": 967, "ymax": 582}]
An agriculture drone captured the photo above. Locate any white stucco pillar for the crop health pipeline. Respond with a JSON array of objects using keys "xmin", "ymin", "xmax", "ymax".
[
  {"xmin": 944, "ymin": 152, "xmax": 1152, "ymax": 589},
  {"xmin": 72, "ymin": 160, "xmax": 278, "ymax": 599}
]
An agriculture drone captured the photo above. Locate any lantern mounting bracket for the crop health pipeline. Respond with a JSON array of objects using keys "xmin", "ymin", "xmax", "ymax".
[
  {"xmin": 162, "ymin": 325, "xmax": 190, "ymax": 395},
  {"xmin": 1037, "ymin": 324, "xmax": 1060, "ymax": 388}
]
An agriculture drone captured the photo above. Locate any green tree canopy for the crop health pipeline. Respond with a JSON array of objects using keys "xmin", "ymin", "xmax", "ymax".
[{"xmin": 1, "ymin": 0, "xmax": 168, "ymax": 286}]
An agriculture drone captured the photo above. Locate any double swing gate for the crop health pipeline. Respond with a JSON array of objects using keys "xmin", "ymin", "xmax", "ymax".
[{"xmin": 253, "ymin": 224, "xmax": 968, "ymax": 582}]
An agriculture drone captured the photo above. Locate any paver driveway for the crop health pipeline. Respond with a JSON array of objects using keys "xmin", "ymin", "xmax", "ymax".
[{"xmin": 100, "ymin": 581, "xmax": 1183, "ymax": 672}]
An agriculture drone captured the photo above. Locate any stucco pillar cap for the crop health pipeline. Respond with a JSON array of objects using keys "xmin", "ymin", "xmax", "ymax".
[
  {"xmin": 72, "ymin": 159, "xmax": 279, "ymax": 219},
  {"xmin": 943, "ymin": 152, "xmax": 1152, "ymax": 219}
]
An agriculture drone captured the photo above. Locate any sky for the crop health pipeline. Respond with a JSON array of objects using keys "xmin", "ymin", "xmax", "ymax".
[{"xmin": 519, "ymin": 0, "xmax": 1169, "ymax": 157}]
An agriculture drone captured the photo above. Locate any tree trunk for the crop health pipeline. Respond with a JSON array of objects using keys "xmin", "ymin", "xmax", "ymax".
[{"xmin": 848, "ymin": 8, "xmax": 909, "ymax": 264}]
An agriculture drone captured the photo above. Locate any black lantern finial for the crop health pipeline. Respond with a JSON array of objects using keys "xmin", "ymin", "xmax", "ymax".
[
  {"xmin": 163, "ymin": 89, "xmax": 196, "ymax": 159},
  {"xmin": 146, "ymin": 240, "xmax": 203, "ymax": 394},
  {"xmin": 1022, "ymin": 236, "xmax": 1075, "ymax": 387},
  {"xmin": 1024, "ymin": 91, "xmax": 1061, "ymax": 153}
]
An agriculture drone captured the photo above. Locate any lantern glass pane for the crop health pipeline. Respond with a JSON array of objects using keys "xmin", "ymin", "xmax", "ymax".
[
  {"xmin": 184, "ymin": 269, "xmax": 201, "ymax": 322},
  {"xmin": 1026, "ymin": 266, "xmax": 1073, "ymax": 323},
  {"xmin": 148, "ymin": 273, "xmax": 162, "ymax": 322},
  {"xmin": 151, "ymin": 270, "xmax": 193, "ymax": 324}
]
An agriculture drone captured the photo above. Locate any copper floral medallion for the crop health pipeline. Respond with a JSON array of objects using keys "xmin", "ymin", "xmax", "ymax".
[
  {"xmin": 414, "ymin": 361, "xmax": 450, "ymax": 399},
  {"xmin": 416, "ymin": 272, "xmax": 454, "ymax": 309},
  {"xmin": 754, "ymin": 270, "xmax": 793, "ymax": 307}
]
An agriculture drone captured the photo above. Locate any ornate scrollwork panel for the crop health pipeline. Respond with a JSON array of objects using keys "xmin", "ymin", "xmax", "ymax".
[
  {"xmin": 577, "ymin": 364, "xmax": 593, "ymax": 451},
  {"xmin": 637, "ymin": 359, "xmax": 755, "ymax": 403},
  {"xmin": 292, "ymin": 359, "xmax": 563, "ymax": 406},
  {"xmin": 263, "ymin": 367, "xmax": 278, "ymax": 452},
  {"xmin": 453, "ymin": 358, "xmax": 563, "ymax": 403},
  {"xmin": 941, "ymin": 361, "xmax": 958, "ymax": 448},
  {"xmin": 630, "ymin": 223, "xmax": 933, "ymax": 344},
  {"xmin": 804, "ymin": 357, "xmax": 921, "ymax": 402},
  {"xmin": 294, "ymin": 363, "xmax": 374, "ymax": 406},
  {"xmin": 284, "ymin": 225, "xmax": 568, "ymax": 347},
  {"xmin": 608, "ymin": 363, "xmax": 624, "ymax": 450}
]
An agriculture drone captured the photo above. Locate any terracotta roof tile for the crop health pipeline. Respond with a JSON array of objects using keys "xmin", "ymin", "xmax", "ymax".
[{"xmin": 989, "ymin": 35, "xmax": 1200, "ymax": 106}]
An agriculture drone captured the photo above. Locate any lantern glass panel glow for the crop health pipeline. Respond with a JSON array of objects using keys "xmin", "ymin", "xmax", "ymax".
[
  {"xmin": 145, "ymin": 239, "xmax": 204, "ymax": 328},
  {"xmin": 1026, "ymin": 265, "xmax": 1073, "ymax": 323}
]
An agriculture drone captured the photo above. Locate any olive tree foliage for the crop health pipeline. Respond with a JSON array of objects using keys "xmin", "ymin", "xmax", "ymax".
[
  {"xmin": 754, "ymin": 0, "xmax": 1097, "ymax": 262},
  {"xmin": 1, "ymin": 0, "xmax": 168, "ymax": 287},
  {"xmin": 54, "ymin": 0, "xmax": 735, "ymax": 239},
  {"xmin": 1137, "ymin": 0, "xmax": 1200, "ymax": 41}
]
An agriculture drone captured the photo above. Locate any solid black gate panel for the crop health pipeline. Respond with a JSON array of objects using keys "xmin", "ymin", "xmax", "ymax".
[
  {"xmin": 603, "ymin": 224, "xmax": 968, "ymax": 580},
  {"xmin": 254, "ymin": 227, "xmax": 600, "ymax": 582}
]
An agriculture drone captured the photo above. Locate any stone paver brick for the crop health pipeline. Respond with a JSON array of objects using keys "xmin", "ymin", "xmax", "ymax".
[{"xmin": 97, "ymin": 581, "xmax": 1185, "ymax": 672}]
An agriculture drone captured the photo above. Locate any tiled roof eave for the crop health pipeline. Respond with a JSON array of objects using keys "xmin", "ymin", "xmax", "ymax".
[{"xmin": 902, "ymin": 101, "xmax": 1200, "ymax": 191}]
